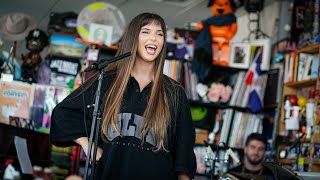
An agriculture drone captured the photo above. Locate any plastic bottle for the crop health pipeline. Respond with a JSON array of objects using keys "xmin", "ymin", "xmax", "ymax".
[{"xmin": 306, "ymin": 89, "xmax": 315, "ymax": 138}]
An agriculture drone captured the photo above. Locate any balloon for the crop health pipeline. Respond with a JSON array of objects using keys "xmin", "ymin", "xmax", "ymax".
[{"xmin": 297, "ymin": 96, "xmax": 307, "ymax": 107}]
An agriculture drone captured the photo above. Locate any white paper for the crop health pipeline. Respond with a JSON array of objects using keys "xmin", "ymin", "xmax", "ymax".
[{"xmin": 14, "ymin": 136, "xmax": 33, "ymax": 174}]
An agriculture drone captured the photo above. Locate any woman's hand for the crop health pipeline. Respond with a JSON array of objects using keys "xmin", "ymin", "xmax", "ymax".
[
  {"xmin": 178, "ymin": 172, "xmax": 190, "ymax": 180},
  {"xmin": 75, "ymin": 137, "xmax": 103, "ymax": 162}
]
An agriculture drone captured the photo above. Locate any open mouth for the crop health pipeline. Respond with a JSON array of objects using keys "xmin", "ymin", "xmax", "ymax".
[
  {"xmin": 145, "ymin": 44, "xmax": 157, "ymax": 55},
  {"xmin": 218, "ymin": 9, "xmax": 224, "ymax": 14}
]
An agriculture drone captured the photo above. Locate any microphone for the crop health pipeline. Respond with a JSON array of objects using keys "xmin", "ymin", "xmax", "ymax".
[
  {"xmin": 204, "ymin": 141, "xmax": 215, "ymax": 157},
  {"xmin": 84, "ymin": 62, "xmax": 98, "ymax": 72},
  {"xmin": 84, "ymin": 52, "xmax": 131, "ymax": 72},
  {"xmin": 225, "ymin": 148, "xmax": 240, "ymax": 164}
]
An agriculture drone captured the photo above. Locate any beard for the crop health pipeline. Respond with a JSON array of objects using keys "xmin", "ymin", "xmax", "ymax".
[{"xmin": 247, "ymin": 155, "xmax": 264, "ymax": 165}]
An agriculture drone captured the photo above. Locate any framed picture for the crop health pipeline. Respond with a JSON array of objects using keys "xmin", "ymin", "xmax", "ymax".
[
  {"xmin": 250, "ymin": 39, "xmax": 271, "ymax": 71},
  {"xmin": 229, "ymin": 42, "xmax": 251, "ymax": 69}
]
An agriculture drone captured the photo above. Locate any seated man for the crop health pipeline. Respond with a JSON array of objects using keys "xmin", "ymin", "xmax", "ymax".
[{"xmin": 228, "ymin": 133, "xmax": 274, "ymax": 179}]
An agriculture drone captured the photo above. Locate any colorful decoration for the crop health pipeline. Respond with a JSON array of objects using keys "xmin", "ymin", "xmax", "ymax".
[
  {"xmin": 297, "ymin": 96, "xmax": 307, "ymax": 107},
  {"xmin": 195, "ymin": 0, "xmax": 237, "ymax": 66},
  {"xmin": 246, "ymin": 46, "xmax": 263, "ymax": 112},
  {"xmin": 21, "ymin": 29, "xmax": 48, "ymax": 83},
  {"xmin": 207, "ymin": 83, "xmax": 232, "ymax": 103}
]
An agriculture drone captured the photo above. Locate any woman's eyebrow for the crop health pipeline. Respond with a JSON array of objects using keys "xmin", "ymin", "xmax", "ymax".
[
  {"xmin": 141, "ymin": 28, "xmax": 150, "ymax": 31},
  {"xmin": 141, "ymin": 27, "xmax": 163, "ymax": 32}
]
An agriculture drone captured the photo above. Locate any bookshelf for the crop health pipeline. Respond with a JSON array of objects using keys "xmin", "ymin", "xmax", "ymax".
[
  {"xmin": 278, "ymin": 43, "xmax": 320, "ymax": 172},
  {"xmin": 0, "ymin": 123, "xmax": 52, "ymax": 175},
  {"xmin": 285, "ymin": 78, "xmax": 317, "ymax": 88},
  {"xmin": 189, "ymin": 100, "xmax": 277, "ymax": 113}
]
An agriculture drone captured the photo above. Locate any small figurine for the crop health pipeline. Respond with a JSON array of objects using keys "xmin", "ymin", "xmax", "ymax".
[
  {"xmin": 21, "ymin": 29, "xmax": 48, "ymax": 83},
  {"xmin": 195, "ymin": 0, "xmax": 238, "ymax": 66}
]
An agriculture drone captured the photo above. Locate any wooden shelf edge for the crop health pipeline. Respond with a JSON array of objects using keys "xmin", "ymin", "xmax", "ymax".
[
  {"xmin": 284, "ymin": 78, "xmax": 317, "ymax": 88},
  {"xmin": 298, "ymin": 43, "xmax": 320, "ymax": 54},
  {"xmin": 278, "ymin": 158, "xmax": 320, "ymax": 165},
  {"xmin": 277, "ymin": 135, "xmax": 312, "ymax": 143}
]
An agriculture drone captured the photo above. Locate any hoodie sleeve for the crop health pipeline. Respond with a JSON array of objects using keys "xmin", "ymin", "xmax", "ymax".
[
  {"xmin": 173, "ymin": 86, "xmax": 196, "ymax": 179},
  {"xmin": 50, "ymin": 78, "xmax": 98, "ymax": 147}
]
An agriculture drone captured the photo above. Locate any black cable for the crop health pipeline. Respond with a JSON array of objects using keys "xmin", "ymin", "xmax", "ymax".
[{"xmin": 82, "ymin": 71, "xmax": 89, "ymax": 137}]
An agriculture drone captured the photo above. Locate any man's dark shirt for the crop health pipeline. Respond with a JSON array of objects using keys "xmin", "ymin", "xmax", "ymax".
[{"xmin": 228, "ymin": 163, "xmax": 276, "ymax": 180}]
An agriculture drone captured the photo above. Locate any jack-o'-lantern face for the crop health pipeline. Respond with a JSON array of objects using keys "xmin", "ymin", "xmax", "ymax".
[{"xmin": 210, "ymin": 0, "xmax": 234, "ymax": 16}]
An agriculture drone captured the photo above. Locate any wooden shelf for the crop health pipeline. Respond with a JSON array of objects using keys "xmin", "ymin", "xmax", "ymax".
[
  {"xmin": 278, "ymin": 158, "xmax": 295, "ymax": 165},
  {"xmin": 298, "ymin": 43, "xmax": 320, "ymax": 54},
  {"xmin": 264, "ymin": 103, "xmax": 278, "ymax": 109},
  {"xmin": 189, "ymin": 100, "xmax": 277, "ymax": 113},
  {"xmin": 314, "ymin": 158, "xmax": 320, "ymax": 165},
  {"xmin": 209, "ymin": 143, "xmax": 244, "ymax": 152},
  {"xmin": 278, "ymin": 158, "xmax": 320, "ymax": 165},
  {"xmin": 284, "ymin": 78, "xmax": 317, "ymax": 88},
  {"xmin": 278, "ymin": 43, "xmax": 320, "ymax": 172},
  {"xmin": 277, "ymin": 135, "xmax": 311, "ymax": 144}
]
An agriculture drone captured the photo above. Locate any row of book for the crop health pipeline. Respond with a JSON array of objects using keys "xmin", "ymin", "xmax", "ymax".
[
  {"xmin": 0, "ymin": 80, "xmax": 72, "ymax": 133},
  {"xmin": 228, "ymin": 71, "xmax": 268, "ymax": 108},
  {"xmin": 163, "ymin": 59, "xmax": 199, "ymax": 100},
  {"xmin": 219, "ymin": 109, "xmax": 263, "ymax": 149},
  {"xmin": 284, "ymin": 52, "xmax": 319, "ymax": 83},
  {"xmin": 164, "ymin": 59, "xmax": 270, "ymax": 108}
]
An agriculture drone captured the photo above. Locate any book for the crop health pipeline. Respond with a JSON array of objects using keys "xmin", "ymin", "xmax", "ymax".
[
  {"xmin": 229, "ymin": 72, "xmax": 245, "ymax": 106},
  {"xmin": 219, "ymin": 109, "xmax": 234, "ymax": 143},
  {"xmin": 0, "ymin": 81, "xmax": 34, "ymax": 124},
  {"xmin": 298, "ymin": 53, "xmax": 308, "ymax": 81},
  {"xmin": 302, "ymin": 54, "xmax": 313, "ymax": 80},
  {"xmin": 264, "ymin": 69, "xmax": 280, "ymax": 105},
  {"xmin": 310, "ymin": 55, "xmax": 319, "ymax": 79}
]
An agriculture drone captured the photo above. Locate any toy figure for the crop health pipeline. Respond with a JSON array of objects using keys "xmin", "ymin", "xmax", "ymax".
[
  {"xmin": 21, "ymin": 29, "xmax": 48, "ymax": 83},
  {"xmin": 195, "ymin": 0, "xmax": 237, "ymax": 66}
]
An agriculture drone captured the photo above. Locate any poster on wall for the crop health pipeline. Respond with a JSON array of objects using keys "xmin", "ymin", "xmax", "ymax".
[{"xmin": 0, "ymin": 81, "xmax": 34, "ymax": 124}]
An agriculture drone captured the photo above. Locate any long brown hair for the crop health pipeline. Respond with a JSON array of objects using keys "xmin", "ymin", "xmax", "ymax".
[{"xmin": 101, "ymin": 13, "xmax": 170, "ymax": 151}]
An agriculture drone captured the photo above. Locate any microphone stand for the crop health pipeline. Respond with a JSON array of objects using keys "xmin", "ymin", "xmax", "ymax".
[
  {"xmin": 205, "ymin": 142, "xmax": 240, "ymax": 180},
  {"xmin": 204, "ymin": 141, "xmax": 226, "ymax": 180},
  {"xmin": 83, "ymin": 52, "xmax": 131, "ymax": 180}
]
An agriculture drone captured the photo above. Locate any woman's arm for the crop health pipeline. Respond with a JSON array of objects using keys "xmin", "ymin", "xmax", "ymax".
[
  {"xmin": 74, "ymin": 137, "xmax": 103, "ymax": 161},
  {"xmin": 173, "ymin": 86, "xmax": 196, "ymax": 179}
]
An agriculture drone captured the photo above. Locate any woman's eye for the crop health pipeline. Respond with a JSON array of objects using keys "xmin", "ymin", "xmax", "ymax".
[
  {"xmin": 157, "ymin": 33, "xmax": 164, "ymax": 36},
  {"xmin": 141, "ymin": 31, "xmax": 149, "ymax": 34}
]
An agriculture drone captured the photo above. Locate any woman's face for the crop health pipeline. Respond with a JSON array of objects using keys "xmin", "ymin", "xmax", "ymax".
[{"xmin": 136, "ymin": 22, "xmax": 164, "ymax": 63}]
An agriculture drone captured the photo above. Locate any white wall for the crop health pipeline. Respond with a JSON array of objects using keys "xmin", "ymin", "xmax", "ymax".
[
  {"xmin": 1, "ymin": 0, "xmax": 287, "ymax": 65},
  {"xmin": 232, "ymin": 1, "xmax": 280, "ymax": 43},
  {"xmin": 232, "ymin": 1, "xmax": 291, "ymax": 44}
]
